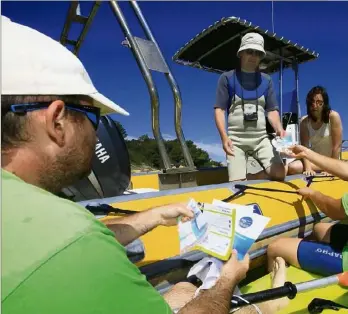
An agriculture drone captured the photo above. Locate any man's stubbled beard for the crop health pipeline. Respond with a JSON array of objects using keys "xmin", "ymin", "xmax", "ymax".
[{"xmin": 38, "ymin": 121, "xmax": 96, "ymax": 194}]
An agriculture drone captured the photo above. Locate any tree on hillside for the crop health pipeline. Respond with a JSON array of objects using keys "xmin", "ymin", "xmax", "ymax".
[
  {"xmin": 139, "ymin": 134, "xmax": 151, "ymax": 142},
  {"xmin": 126, "ymin": 135, "xmax": 222, "ymax": 170},
  {"xmin": 126, "ymin": 135, "xmax": 161, "ymax": 168}
]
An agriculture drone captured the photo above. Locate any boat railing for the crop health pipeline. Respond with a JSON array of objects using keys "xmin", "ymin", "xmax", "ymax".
[{"xmin": 59, "ymin": 1, "xmax": 196, "ymax": 175}]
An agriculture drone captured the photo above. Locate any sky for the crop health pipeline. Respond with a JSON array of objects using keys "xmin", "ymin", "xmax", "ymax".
[{"xmin": 2, "ymin": 1, "xmax": 348, "ymax": 162}]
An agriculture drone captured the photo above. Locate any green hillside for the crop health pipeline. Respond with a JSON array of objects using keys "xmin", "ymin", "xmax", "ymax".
[{"xmin": 114, "ymin": 121, "xmax": 222, "ymax": 171}]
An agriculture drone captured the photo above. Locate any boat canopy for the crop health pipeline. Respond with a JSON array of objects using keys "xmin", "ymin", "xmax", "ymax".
[{"xmin": 172, "ymin": 16, "xmax": 319, "ymax": 74}]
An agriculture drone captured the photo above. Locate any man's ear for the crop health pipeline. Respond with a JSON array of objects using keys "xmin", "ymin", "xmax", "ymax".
[{"xmin": 45, "ymin": 100, "xmax": 67, "ymax": 147}]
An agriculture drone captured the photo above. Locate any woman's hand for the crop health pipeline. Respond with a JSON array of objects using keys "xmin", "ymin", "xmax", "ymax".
[
  {"xmin": 284, "ymin": 144, "xmax": 309, "ymax": 159},
  {"xmin": 297, "ymin": 187, "xmax": 315, "ymax": 200},
  {"xmin": 303, "ymin": 167, "xmax": 316, "ymax": 176}
]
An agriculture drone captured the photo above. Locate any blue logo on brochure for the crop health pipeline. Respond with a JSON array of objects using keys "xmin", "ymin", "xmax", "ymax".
[{"xmin": 239, "ymin": 216, "xmax": 253, "ymax": 228}]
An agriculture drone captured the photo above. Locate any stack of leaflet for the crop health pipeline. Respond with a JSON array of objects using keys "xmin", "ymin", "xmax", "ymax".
[
  {"xmin": 272, "ymin": 127, "xmax": 298, "ymax": 164},
  {"xmin": 178, "ymin": 199, "xmax": 270, "ymax": 261}
]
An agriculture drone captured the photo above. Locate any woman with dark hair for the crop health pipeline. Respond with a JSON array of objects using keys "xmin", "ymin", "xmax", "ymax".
[{"xmin": 287, "ymin": 86, "xmax": 343, "ymax": 175}]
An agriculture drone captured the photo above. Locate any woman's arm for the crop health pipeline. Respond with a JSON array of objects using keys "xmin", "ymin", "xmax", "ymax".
[
  {"xmin": 299, "ymin": 117, "xmax": 312, "ymax": 171},
  {"xmin": 329, "ymin": 111, "xmax": 343, "ymax": 159},
  {"xmin": 298, "ymin": 188, "xmax": 347, "ymax": 220},
  {"xmin": 301, "ymin": 148, "xmax": 348, "ymax": 180}
]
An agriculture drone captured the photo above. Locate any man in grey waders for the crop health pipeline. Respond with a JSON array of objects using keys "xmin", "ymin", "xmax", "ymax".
[{"xmin": 214, "ymin": 32, "xmax": 286, "ymax": 182}]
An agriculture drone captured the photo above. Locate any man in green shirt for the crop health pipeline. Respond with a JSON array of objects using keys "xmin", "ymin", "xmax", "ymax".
[
  {"xmin": 2, "ymin": 15, "xmax": 287, "ymax": 314},
  {"xmin": 267, "ymin": 144, "xmax": 348, "ymax": 276}
]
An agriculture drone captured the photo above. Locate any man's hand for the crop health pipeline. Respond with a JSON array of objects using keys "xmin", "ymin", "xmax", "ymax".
[
  {"xmin": 221, "ymin": 249, "xmax": 250, "ymax": 283},
  {"xmin": 154, "ymin": 203, "xmax": 194, "ymax": 227},
  {"xmin": 178, "ymin": 249, "xmax": 250, "ymax": 314},
  {"xmin": 222, "ymin": 138, "xmax": 234, "ymax": 156},
  {"xmin": 297, "ymin": 187, "xmax": 315, "ymax": 200},
  {"xmin": 276, "ymin": 128, "xmax": 286, "ymax": 138},
  {"xmin": 107, "ymin": 203, "xmax": 194, "ymax": 246},
  {"xmin": 284, "ymin": 145, "xmax": 317, "ymax": 175}
]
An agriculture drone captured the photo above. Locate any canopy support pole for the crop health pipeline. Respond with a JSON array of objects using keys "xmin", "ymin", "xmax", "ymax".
[
  {"xmin": 278, "ymin": 49, "xmax": 283, "ymax": 119},
  {"xmin": 109, "ymin": 1, "xmax": 172, "ymax": 170},
  {"xmin": 129, "ymin": 1, "xmax": 195, "ymax": 170},
  {"xmin": 293, "ymin": 60, "xmax": 300, "ymax": 143}
]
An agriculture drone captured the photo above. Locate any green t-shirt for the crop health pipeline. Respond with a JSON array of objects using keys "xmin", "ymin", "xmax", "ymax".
[
  {"xmin": 1, "ymin": 170, "xmax": 171, "ymax": 314},
  {"xmin": 341, "ymin": 193, "xmax": 348, "ymax": 271}
]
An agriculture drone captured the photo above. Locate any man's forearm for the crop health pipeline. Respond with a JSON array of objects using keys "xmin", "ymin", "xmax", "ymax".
[
  {"xmin": 104, "ymin": 209, "xmax": 160, "ymax": 246},
  {"xmin": 310, "ymin": 190, "xmax": 347, "ymax": 220},
  {"xmin": 267, "ymin": 110, "xmax": 282, "ymax": 132},
  {"xmin": 215, "ymin": 108, "xmax": 228, "ymax": 141},
  {"xmin": 178, "ymin": 276, "xmax": 238, "ymax": 314},
  {"xmin": 305, "ymin": 149, "xmax": 348, "ymax": 180}
]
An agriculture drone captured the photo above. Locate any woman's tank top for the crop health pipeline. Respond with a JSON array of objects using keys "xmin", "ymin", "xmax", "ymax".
[{"xmin": 307, "ymin": 118, "xmax": 332, "ymax": 157}]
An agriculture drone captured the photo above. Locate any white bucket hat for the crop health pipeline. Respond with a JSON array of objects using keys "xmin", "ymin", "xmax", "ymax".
[
  {"xmin": 1, "ymin": 16, "xmax": 129, "ymax": 116},
  {"xmin": 237, "ymin": 32, "xmax": 266, "ymax": 59}
]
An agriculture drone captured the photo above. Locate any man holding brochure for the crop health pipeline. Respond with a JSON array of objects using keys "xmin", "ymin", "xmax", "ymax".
[
  {"xmin": 173, "ymin": 199, "xmax": 289, "ymax": 313},
  {"xmin": 2, "ymin": 16, "xmax": 288, "ymax": 314}
]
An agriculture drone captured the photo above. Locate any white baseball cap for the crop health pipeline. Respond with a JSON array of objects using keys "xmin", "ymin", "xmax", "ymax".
[
  {"xmin": 237, "ymin": 32, "xmax": 266, "ymax": 59},
  {"xmin": 1, "ymin": 15, "xmax": 129, "ymax": 116}
]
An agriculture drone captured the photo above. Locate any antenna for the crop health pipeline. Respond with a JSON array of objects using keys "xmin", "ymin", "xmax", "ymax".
[
  {"xmin": 271, "ymin": 1, "xmax": 275, "ymax": 33},
  {"xmin": 76, "ymin": 1, "xmax": 81, "ymax": 16}
]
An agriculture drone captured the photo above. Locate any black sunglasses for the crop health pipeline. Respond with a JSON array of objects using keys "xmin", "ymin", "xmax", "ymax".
[{"xmin": 9, "ymin": 102, "xmax": 101, "ymax": 130}]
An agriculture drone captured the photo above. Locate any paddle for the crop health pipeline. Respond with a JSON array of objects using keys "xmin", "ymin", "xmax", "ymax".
[
  {"xmin": 308, "ymin": 298, "xmax": 348, "ymax": 313},
  {"xmin": 234, "ymin": 184, "xmax": 298, "ymax": 195},
  {"xmin": 230, "ymin": 271, "xmax": 348, "ymax": 309},
  {"xmin": 86, "ymin": 203, "xmax": 137, "ymax": 216},
  {"xmin": 222, "ymin": 184, "xmax": 299, "ymax": 202},
  {"xmin": 305, "ymin": 174, "xmax": 336, "ymax": 187},
  {"xmin": 222, "ymin": 174, "xmax": 338, "ymax": 202}
]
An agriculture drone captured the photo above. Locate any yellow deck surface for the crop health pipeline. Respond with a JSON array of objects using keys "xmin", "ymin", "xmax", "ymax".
[
  {"xmin": 100, "ymin": 176, "xmax": 348, "ymax": 267},
  {"xmin": 241, "ymin": 266, "xmax": 348, "ymax": 313}
]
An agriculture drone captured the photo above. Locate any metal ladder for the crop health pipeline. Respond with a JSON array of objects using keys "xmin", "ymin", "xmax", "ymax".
[{"xmin": 60, "ymin": 1, "xmax": 197, "ymax": 189}]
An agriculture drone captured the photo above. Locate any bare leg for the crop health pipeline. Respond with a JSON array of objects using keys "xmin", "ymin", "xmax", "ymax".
[
  {"xmin": 266, "ymin": 162, "xmax": 286, "ymax": 181},
  {"xmin": 163, "ymin": 282, "xmax": 197, "ymax": 310},
  {"xmin": 167, "ymin": 260, "xmax": 288, "ymax": 314},
  {"xmin": 285, "ymin": 159, "xmax": 330, "ymax": 176},
  {"xmin": 313, "ymin": 222, "xmax": 335, "ymax": 243},
  {"xmin": 267, "ymin": 238, "xmax": 302, "ymax": 272},
  {"xmin": 247, "ymin": 162, "xmax": 286, "ymax": 181},
  {"xmin": 267, "ymin": 225, "xmax": 337, "ymax": 274},
  {"xmin": 230, "ymin": 178, "xmax": 247, "ymax": 182},
  {"xmin": 233, "ymin": 257, "xmax": 289, "ymax": 314},
  {"xmin": 266, "ymin": 257, "xmax": 289, "ymax": 312},
  {"xmin": 246, "ymin": 171, "xmax": 268, "ymax": 181},
  {"xmin": 286, "ymin": 160, "xmax": 304, "ymax": 175}
]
